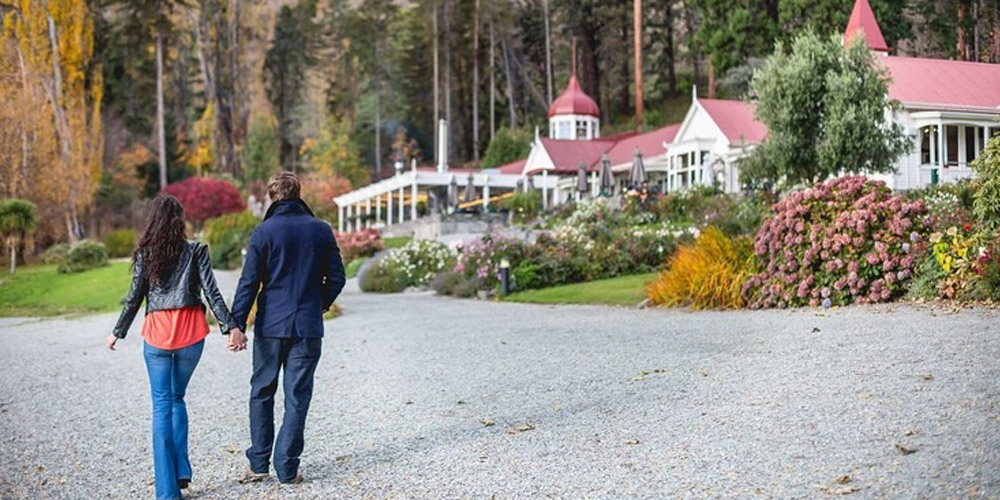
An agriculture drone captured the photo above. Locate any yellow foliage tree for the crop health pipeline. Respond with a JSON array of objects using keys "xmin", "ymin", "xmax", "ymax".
[{"xmin": 0, "ymin": 0, "xmax": 103, "ymax": 243}]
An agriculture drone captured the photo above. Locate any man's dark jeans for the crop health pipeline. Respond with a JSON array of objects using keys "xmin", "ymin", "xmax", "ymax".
[{"xmin": 246, "ymin": 336, "xmax": 322, "ymax": 481}]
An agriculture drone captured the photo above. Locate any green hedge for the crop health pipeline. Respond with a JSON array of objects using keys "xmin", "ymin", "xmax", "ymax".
[
  {"xmin": 58, "ymin": 240, "xmax": 109, "ymax": 274},
  {"xmin": 103, "ymin": 229, "xmax": 137, "ymax": 258},
  {"xmin": 204, "ymin": 212, "xmax": 259, "ymax": 270}
]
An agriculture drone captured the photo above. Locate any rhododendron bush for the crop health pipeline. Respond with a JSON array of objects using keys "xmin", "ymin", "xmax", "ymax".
[
  {"xmin": 164, "ymin": 177, "xmax": 246, "ymax": 224},
  {"xmin": 742, "ymin": 176, "xmax": 931, "ymax": 308},
  {"xmin": 335, "ymin": 229, "xmax": 384, "ymax": 262}
]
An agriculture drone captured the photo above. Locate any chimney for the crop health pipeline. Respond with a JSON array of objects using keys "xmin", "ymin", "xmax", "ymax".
[{"xmin": 437, "ymin": 119, "xmax": 449, "ymax": 173}]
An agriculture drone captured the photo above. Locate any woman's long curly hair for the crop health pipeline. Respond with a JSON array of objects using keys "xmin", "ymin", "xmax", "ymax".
[{"xmin": 134, "ymin": 194, "xmax": 187, "ymax": 287}]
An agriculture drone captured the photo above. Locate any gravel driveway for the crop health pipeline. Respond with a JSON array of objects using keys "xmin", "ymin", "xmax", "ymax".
[{"xmin": 1, "ymin": 273, "xmax": 999, "ymax": 499}]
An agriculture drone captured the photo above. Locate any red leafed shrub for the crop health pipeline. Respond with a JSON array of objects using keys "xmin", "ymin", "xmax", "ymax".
[
  {"xmin": 742, "ymin": 175, "xmax": 931, "ymax": 309},
  {"xmin": 335, "ymin": 229, "xmax": 384, "ymax": 262},
  {"xmin": 164, "ymin": 177, "xmax": 246, "ymax": 224}
]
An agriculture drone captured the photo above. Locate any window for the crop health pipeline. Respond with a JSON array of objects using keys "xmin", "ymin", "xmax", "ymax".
[
  {"xmin": 557, "ymin": 120, "xmax": 571, "ymax": 139},
  {"xmin": 965, "ymin": 126, "xmax": 981, "ymax": 164},
  {"xmin": 920, "ymin": 126, "xmax": 937, "ymax": 165},
  {"xmin": 946, "ymin": 126, "xmax": 959, "ymax": 166},
  {"xmin": 992, "ymin": 127, "xmax": 1000, "ymax": 139},
  {"xmin": 576, "ymin": 120, "xmax": 588, "ymax": 139},
  {"xmin": 700, "ymin": 151, "xmax": 710, "ymax": 167}
]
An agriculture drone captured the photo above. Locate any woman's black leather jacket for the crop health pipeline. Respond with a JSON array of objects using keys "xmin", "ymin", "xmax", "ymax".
[{"xmin": 112, "ymin": 241, "xmax": 237, "ymax": 339}]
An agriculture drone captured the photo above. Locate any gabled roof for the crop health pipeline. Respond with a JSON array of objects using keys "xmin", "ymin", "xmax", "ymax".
[
  {"xmin": 548, "ymin": 75, "xmax": 601, "ymax": 118},
  {"xmin": 496, "ymin": 159, "xmax": 527, "ymax": 174},
  {"xmin": 883, "ymin": 56, "xmax": 1000, "ymax": 112},
  {"xmin": 603, "ymin": 124, "xmax": 680, "ymax": 167},
  {"xmin": 697, "ymin": 99, "xmax": 767, "ymax": 144},
  {"xmin": 844, "ymin": 0, "xmax": 888, "ymax": 52},
  {"xmin": 524, "ymin": 124, "xmax": 680, "ymax": 175}
]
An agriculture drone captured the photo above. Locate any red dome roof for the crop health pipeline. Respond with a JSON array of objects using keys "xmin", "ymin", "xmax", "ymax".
[{"xmin": 547, "ymin": 75, "xmax": 600, "ymax": 118}]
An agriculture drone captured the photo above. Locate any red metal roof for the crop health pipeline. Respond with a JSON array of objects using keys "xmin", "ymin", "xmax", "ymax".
[
  {"xmin": 495, "ymin": 159, "xmax": 527, "ymax": 174},
  {"xmin": 523, "ymin": 124, "xmax": 681, "ymax": 175},
  {"xmin": 844, "ymin": 0, "xmax": 888, "ymax": 52},
  {"xmin": 697, "ymin": 99, "xmax": 767, "ymax": 144},
  {"xmin": 547, "ymin": 75, "xmax": 600, "ymax": 118},
  {"xmin": 882, "ymin": 56, "xmax": 1000, "ymax": 111},
  {"xmin": 604, "ymin": 124, "xmax": 680, "ymax": 167}
]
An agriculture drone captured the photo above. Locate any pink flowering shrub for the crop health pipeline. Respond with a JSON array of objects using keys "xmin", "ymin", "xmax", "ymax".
[
  {"xmin": 742, "ymin": 176, "xmax": 931, "ymax": 309},
  {"xmin": 335, "ymin": 229, "xmax": 384, "ymax": 262}
]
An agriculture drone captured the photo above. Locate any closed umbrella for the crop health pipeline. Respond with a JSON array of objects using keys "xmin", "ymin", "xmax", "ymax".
[
  {"xmin": 599, "ymin": 154, "xmax": 614, "ymax": 195},
  {"xmin": 449, "ymin": 175, "xmax": 460, "ymax": 207},
  {"xmin": 464, "ymin": 173, "xmax": 477, "ymax": 203},
  {"xmin": 576, "ymin": 161, "xmax": 589, "ymax": 195},
  {"xmin": 629, "ymin": 147, "xmax": 647, "ymax": 186}
]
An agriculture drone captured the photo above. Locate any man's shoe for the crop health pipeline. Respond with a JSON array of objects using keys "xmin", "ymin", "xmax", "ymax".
[
  {"xmin": 239, "ymin": 469, "xmax": 270, "ymax": 484},
  {"xmin": 280, "ymin": 474, "xmax": 304, "ymax": 485},
  {"xmin": 178, "ymin": 478, "xmax": 190, "ymax": 489}
]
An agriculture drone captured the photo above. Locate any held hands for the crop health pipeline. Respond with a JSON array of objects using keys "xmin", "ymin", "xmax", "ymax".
[
  {"xmin": 227, "ymin": 328, "xmax": 248, "ymax": 352},
  {"xmin": 106, "ymin": 334, "xmax": 117, "ymax": 351}
]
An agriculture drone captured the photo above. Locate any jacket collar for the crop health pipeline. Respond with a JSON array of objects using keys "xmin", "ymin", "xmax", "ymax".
[{"xmin": 264, "ymin": 198, "xmax": 315, "ymax": 221}]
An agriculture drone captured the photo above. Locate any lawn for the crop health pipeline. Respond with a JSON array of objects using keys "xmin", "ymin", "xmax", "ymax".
[
  {"xmin": 0, "ymin": 262, "xmax": 133, "ymax": 317},
  {"xmin": 503, "ymin": 273, "xmax": 656, "ymax": 307},
  {"xmin": 346, "ymin": 258, "xmax": 366, "ymax": 279},
  {"xmin": 384, "ymin": 236, "xmax": 412, "ymax": 249}
]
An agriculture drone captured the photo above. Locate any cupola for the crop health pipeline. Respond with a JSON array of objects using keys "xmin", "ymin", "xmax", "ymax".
[{"xmin": 548, "ymin": 39, "xmax": 600, "ymax": 140}]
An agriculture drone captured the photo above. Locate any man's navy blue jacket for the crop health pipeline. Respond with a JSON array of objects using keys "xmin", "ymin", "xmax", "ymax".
[{"xmin": 231, "ymin": 199, "xmax": 346, "ymax": 338}]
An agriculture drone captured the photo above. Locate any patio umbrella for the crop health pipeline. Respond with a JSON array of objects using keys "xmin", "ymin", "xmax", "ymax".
[
  {"xmin": 576, "ymin": 161, "xmax": 589, "ymax": 195},
  {"xmin": 599, "ymin": 154, "xmax": 614, "ymax": 195},
  {"xmin": 449, "ymin": 175, "xmax": 460, "ymax": 207},
  {"xmin": 464, "ymin": 173, "xmax": 477, "ymax": 203},
  {"xmin": 629, "ymin": 147, "xmax": 647, "ymax": 186}
]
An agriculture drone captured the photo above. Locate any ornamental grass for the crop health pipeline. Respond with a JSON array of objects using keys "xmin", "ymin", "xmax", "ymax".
[{"xmin": 645, "ymin": 227, "xmax": 757, "ymax": 310}]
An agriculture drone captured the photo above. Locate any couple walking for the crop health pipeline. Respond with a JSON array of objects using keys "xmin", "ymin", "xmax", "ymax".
[{"xmin": 107, "ymin": 172, "xmax": 346, "ymax": 500}]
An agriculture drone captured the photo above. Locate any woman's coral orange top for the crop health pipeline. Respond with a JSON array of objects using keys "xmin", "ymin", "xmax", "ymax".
[{"xmin": 141, "ymin": 306, "xmax": 210, "ymax": 350}]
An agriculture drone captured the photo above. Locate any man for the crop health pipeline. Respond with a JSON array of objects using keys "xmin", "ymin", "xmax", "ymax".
[{"xmin": 229, "ymin": 171, "xmax": 346, "ymax": 484}]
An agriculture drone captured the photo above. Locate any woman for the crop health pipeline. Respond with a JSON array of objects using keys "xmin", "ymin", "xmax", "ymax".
[{"xmin": 107, "ymin": 194, "xmax": 243, "ymax": 500}]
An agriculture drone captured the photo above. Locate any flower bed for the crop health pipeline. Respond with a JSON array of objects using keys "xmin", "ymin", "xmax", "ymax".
[
  {"xmin": 435, "ymin": 200, "xmax": 693, "ymax": 297},
  {"xmin": 335, "ymin": 229, "xmax": 384, "ymax": 262},
  {"xmin": 358, "ymin": 239, "xmax": 454, "ymax": 293},
  {"xmin": 742, "ymin": 176, "xmax": 931, "ymax": 308}
]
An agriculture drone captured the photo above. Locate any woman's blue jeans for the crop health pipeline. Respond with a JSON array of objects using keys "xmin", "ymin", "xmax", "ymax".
[{"xmin": 143, "ymin": 340, "xmax": 204, "ymax": 500}]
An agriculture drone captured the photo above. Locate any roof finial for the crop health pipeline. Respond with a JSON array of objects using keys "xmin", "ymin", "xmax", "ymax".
[{"xmin": 571, "ymin": 37, "xmax": 577, "ymax": 78}]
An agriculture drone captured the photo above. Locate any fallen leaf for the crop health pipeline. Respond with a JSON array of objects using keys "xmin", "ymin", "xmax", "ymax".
[
  {"xmin": 457, "ymin": 400, "xmax": 466, "ymax": 405},
  {"xmin": 333, "ymin": 455, "xmax": 350, "ymax": 463},
  {"xmin": 625, "ymin": 439, "xmax": 640, "ymax": 445},
  {"xmin": 480, "ymin": 419, "xmax": 495, "ymax": 427},
  {"xmin": 895, "ymin": 443, "xmax": 917, "ymax": 455},
  {"xmin": 858, "ymin": 392, "xmax": 873, "ymax": 399},
  {"xmin": 812, "ymin": 327, "xmax": 821, "ymax": 333},
  {"xmin": 921, "ymin": 374, "xmax": 934, "ymax": 381},
  {"xmin": 507, "ymin": 423, "xmax": 535, "ymax": 434},
  {"xmin": 903, "ymin": 429, "xmax": 916, "ymax": 436},
  {"xmin": 700, "ymin": 369, "xmax": 709, "ymax": 377},
  {"xmin": 834, "ymin": 475, "xmax": 851, "ymax": 484},
  {"xmin": 833, "ymin": 485, "xmax": 861, "ymax": 495}
]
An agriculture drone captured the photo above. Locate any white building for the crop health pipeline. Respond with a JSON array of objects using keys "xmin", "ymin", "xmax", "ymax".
[{"xmin": 515, "ymin": 0, "xmax": 1000, "ymax": 193}]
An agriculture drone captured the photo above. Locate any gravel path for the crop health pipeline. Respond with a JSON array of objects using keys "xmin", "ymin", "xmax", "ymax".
[{"xmin": 1, "ymin": 273, "xmax": 999, "ymax": 499}]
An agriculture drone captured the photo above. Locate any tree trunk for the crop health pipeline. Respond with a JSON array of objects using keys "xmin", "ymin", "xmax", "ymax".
[
  {"xmin": 16, "ymin": 46, "xmax": 30, "ymax": 198},
  {"xmin": 8, "ymin": 238, "xmax": 16, "ymax": 276},
  {"xmin": 665, "ymin": 2, "xmax": 676, "ymax": 96},
  {"xmin": 45, "ymin": 13, "xmax": 80, "ymax": 244},
  {"xmin": 443, "ymin": 0, "xmax": 452, "ymax": 159},
  {"xmin": 543, "ymin": 0, "xmax": 553, "ymax": 105},
  {"xmin": 995, "ymin": 0, "xmax": 1000, "ymax": 63},
  {"xmin": 156, "ymin": 33, "xmax": 168, "ymax": 189},
  {"xmin": 473, "ymin": 0, "xmax": 481, "ymax": 163},
  {"xmin": 707, "ymin": 58, "xmax": 715, "ymax": 98},
  {"xmin": 489, "ymin": 1, "xmax": 496, "ymax": 141},
  {"xmin": 634, "ymin": 0, "xmax": 643, "ymax": 132},
  {"xmin": 433, "ymin": 1, "xmax": 439, "ymax": 163},
  {"xmin": 501, "ymin": 39, "xmax": 517, "ymax": 128},
  {"xmin": 684, "ymin": 2, "xmax": 701, "ymax": 91},
  {"xmin": 374, "ymin": 38, "xmax": 382, "ymax": 178},
  {"xmin": 957, "ymin": 3, "xmax": 968, "ymax": 60}
]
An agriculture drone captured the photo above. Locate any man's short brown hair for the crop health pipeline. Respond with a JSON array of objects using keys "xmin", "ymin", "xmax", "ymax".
[{"xmin": 267, "ymin": 171, "xmax": 301, "ymax": 201}]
